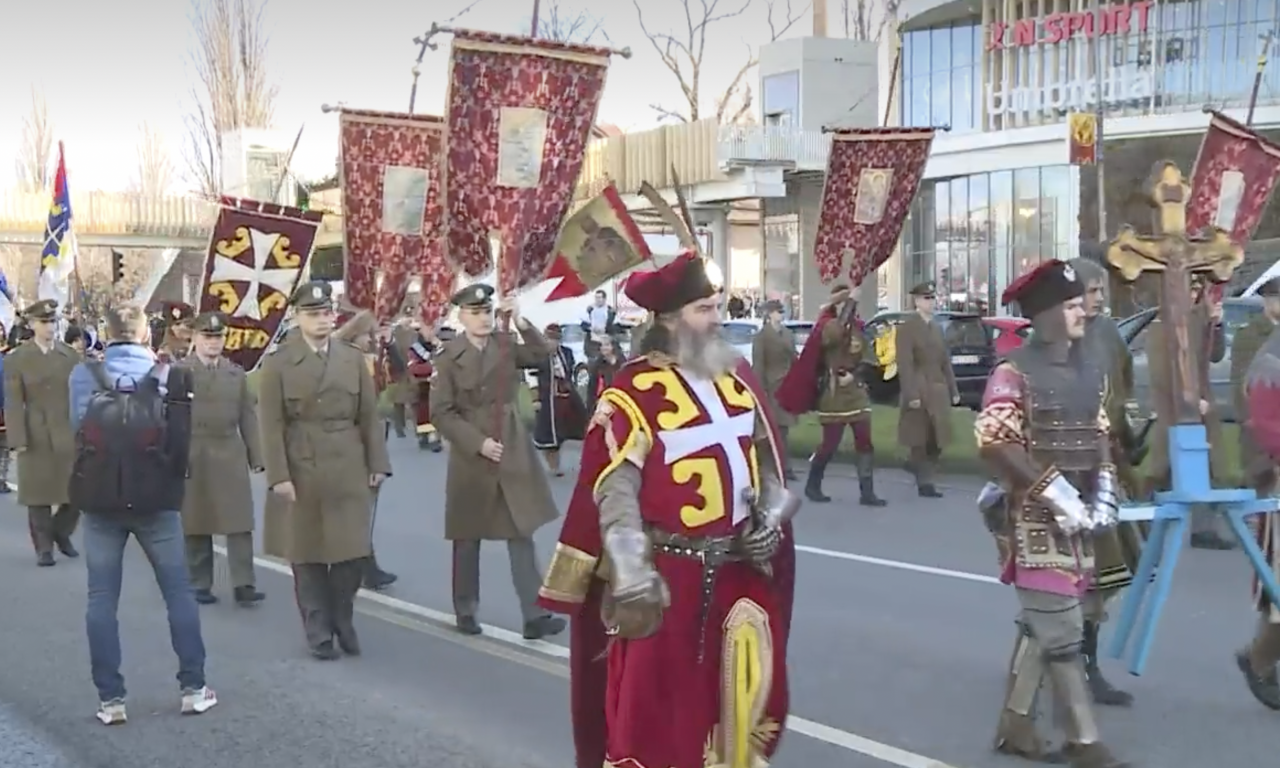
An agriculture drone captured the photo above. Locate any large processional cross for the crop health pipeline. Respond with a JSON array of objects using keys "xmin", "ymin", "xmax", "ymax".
[{"xmin": 1104, "ymin": 161, "xmax": 1280, "ymax": 675}]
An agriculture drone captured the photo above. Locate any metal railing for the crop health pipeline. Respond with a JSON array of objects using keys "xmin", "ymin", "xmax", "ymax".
[
  {"xmin": 0, "ymin": 191, "xmax": 217, "ymax": 239},
  {"xmin": 715, "ymin": 125, "xmax": 832, "ymax": 171}
]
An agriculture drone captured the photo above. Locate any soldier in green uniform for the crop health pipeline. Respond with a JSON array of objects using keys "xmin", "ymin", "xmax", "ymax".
[
  {"xmin": 895, "ymin": 281, "xmax": 959, "ymax": 497},
  {"xmin": 1231, "ymin": 278, "xmax": 1280, "ymax": 499},
  {"xmin": 179, "ymin": 311, "xmax": 266, "ymax": 607},
  {"xmin": 258, "ymin": 281, "xmax": 392, "ymax": 659},
  {"xmin": 2, "ymin": 299, "xmax": 81, "ymax": 567}
]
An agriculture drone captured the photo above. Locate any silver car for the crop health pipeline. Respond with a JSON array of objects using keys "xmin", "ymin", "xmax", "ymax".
[{"xmin": 721, "ymin": 319, "xmax": 812, "ymax": 366}]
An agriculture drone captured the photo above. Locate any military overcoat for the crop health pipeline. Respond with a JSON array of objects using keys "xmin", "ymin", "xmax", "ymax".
[
  {"xmin": 257, "ymin": 334, "xmax": 392, "ymax": 564},
  {"xmin": 3, "ymin": 341, "xmax": 79, "ymax": 506},
  {"xmin": 178, "ymin": 356, "xmax": 263, "ymax": 536},
  {"xmin": 894, "ymin": 313, "xmax": 957, "ymax": 448},
  {"xmin": 751, "ymin": 323, "xmax": 797, "ymax": 428},
  {"xmin": 430, "ymin": 325, "xmax": 560, "ymax": 540}
]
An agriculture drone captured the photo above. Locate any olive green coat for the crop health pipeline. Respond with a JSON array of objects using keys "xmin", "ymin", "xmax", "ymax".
[
  {"xmin": 3, "ymin": 341, "xmax": 79, "ymax": 506},
  {"xmin": 750, "ymin": 323, "xmax": 797, "ymax": 428},
  {"xmin": 257, "ymin": 334, "xmax": 392, "ymax": 564},
  {"xmin": 894, "ymin": 313, "xmax": 957, "ymax": 448},
  {"xmin": 1230, "ymin": 312, "xmax": 1277, "ymax": 485},
  {"xmin": 815, "ymin": 319, "xmax": 873, "ymax": 424},
  {"xmin": 386, "ymin": 324, "xmax": 418, "ymax": 405},
  {"xmin": 1145, "ymin": 307, "xmax": 1228, "ymax": 485},
  {"xmin": 177, "ymin": 356, "xmax": 263, "ymax": 536},
  {"xmin": 430, "ymin": 324, "xmax": 560, "ymax": 540}
]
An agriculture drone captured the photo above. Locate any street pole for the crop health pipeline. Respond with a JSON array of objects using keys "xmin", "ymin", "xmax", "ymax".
[
  {"xmin": 1093, "ymin": 0, "xmax": 1107, "ymax": 260},
  {"xmin": 1247, "ymin": 30, "xmax": 1275, "ymax": 126},
  {"xmin": 530, "ymin": 0, "xmax": 540, "ymax": 37}
]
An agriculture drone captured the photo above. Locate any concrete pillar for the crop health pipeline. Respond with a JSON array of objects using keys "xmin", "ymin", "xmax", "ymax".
[
  {"xmin": 798, "ymin": 180, "xmax": 825, "ymax": 319},
  {"xmin": 700, "ymin": 206, "xmax": 731, "ymax": 288}
]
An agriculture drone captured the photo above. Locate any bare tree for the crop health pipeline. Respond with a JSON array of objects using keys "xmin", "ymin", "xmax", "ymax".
[
  {"xmin": 183, "ymin": 0, "xmax": 277, "ymax": 196},
  {"xmin": 636, "ymin": 0, "xmax": 805, "ymax": 124},
  {"xmin": 133, "ymin": 122, "xmax": 175, "ymax": 196},
  {"xmin": 14, "ymin": 90, "xmax": 55, "ymax": 194},
  {"xmin": 533, "ymin": 0, "xmax": 608, "ymax": 44},
  {"xmin": 841, "ymin": 0, "xmax": 900, "ymax": 41}
]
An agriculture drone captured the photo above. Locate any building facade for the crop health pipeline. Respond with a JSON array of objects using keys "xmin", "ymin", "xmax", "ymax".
[{"xmin": 886, "ymin": 0, "xmax": 1280, "ymax": 313}]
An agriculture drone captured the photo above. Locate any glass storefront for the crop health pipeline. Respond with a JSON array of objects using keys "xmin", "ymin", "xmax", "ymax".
[
  {"xmin": 903, "ymin": 166, "xmax": 1074, "ymax": 313},
  {"xmin": 902, "ymin": 22, "xmax": 982, "ymax": 132}
]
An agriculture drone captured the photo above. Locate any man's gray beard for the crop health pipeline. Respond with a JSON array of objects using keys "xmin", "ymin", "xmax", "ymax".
[{"xmin": 673, "ymin": 321, "xmax": 741, "ymax": 379}]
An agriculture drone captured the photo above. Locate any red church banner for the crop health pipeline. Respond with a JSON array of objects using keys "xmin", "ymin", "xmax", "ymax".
[
  {"xmin": 339, "ymin": 108, "xmax": 454, "ymax": 325},
  {"xmin": 1185, "ymin": 111, "xmax": 1280, "ymax": 247},
  {"xmin": 443, "ymin": 29, "xmax": 614, "ymax": 292},
  {"xmin": 199, "ymin": 197, "xmax": 321, "ymax": 371}
]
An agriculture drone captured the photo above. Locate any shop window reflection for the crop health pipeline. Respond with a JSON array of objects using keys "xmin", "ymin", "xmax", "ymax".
[{"xmin": 900, "ymin": 22, "xmax": 980, "ymax": 132}]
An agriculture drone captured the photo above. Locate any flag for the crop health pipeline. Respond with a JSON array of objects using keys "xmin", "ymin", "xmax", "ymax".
[
  {"xmin": 38, "ymin": 141, "xmax": 78, "ymax": 307},
  {"xmin": 543, "ymin": 184, "xmax": 651, "ymax": 302},
  {"xmin": 0, "ymin": 269, "xmax": 14, "ymax": 334}
]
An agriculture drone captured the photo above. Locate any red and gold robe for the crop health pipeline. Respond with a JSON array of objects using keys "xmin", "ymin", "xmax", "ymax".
[
  {"xmin": 406, "ymin": 342, "xmax": 436, "ymax": 436},
  {"xmin": 540, "ymin": 356, "xmax": 794, "ymax": 768}
]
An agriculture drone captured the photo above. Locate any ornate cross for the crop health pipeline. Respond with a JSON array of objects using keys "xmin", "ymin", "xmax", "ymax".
[{"xmin": 1106, "ymin": 161, "xmax": 1244, "ymax": 425}]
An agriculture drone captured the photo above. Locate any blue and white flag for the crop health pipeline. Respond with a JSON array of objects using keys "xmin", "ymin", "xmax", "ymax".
[{"xmin": 37, "ymin": 141, "xmax": 78, "ymax": 308}]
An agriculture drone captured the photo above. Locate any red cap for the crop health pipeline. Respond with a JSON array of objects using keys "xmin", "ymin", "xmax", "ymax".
[
  {"xmin": 623, "ymin": 251, "xmax": 719, "ymax": 314},
  {"xmin": 160, "ymin": 301, "xmax": 196, "ymax": 324},
  {"xmin": 1000, "ymin": 260, "xmax": 1084, "ymax": 318}
]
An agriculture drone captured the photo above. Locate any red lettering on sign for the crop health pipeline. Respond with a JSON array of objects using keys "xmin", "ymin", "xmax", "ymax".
[{"xmin": 985, "ymin": 0, "xmax": 1152, "ymax": 50}]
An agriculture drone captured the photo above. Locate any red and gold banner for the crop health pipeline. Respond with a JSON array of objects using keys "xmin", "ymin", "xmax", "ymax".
[
  {"xmin": 1067, "ymin": 112, "xmax": 1097, "ymax": 166},
  {"xmin": 543, "ymin": 183, "xmax": 651, "ymax": 302},
  {"xmin": 1186, "ymin": 111, "xmax": 1280, "ymax": 247},
  {"xmin": 200, "ymin": 197, "xmax": 322, "ymax": 371},
  {"xmin": 814, "ymin": 128, "xmax": 935, "ymax": 286},
  {"xmin": 443, "ymin": 29, "xmax": 613, "ymax": 292},
  {"xmin": 338, "ymin": 108, "xmax": 454, "ymax": 326}
]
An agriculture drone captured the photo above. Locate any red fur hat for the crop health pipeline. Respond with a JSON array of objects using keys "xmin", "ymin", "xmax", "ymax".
[
  {"xmin": 623, "ymin": 251, "xmax": 719, "ymax": 314},
  {"xmin": 1001, "ymin": 260, "xmax": 1084, "ymax": 318}
]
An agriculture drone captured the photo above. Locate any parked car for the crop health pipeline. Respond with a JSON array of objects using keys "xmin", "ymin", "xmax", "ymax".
[
  {"xmin": 862, "ymin": 311, "xmax": 996, "ymax": 410},
  {"xmin": 983, "ymin": 317, "xmax": 1032, "ymax": 356},
  {"xmin": 1118, "ymin": 297, "xmax": 1262, "ymax": 424},
  {"xmin": 721, "ymin": 319, "xmax": 812, "ymax": 367}
]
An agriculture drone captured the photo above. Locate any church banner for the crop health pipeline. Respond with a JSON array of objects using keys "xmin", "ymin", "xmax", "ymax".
[
  {"xmin": 199, "ymin": 197, "xmax": 322, "ymax": 371},
  {"xmin": 338, "ymin": 108, "xmax": 454, "ymax": 325},
  {"xmin": 1186, "ymin": 111, "xmax": 1280, "ymax": 247},
  {"xmin": 543, "ymin": 183, "xmax": 651, "ymax": 302},
  {"xmin": 813, "ymin": 128, "xmax": 935, "ymax": 287},
  {"xmin": 443, "ymin": 28, "xmax": 614, "ymax": 292}
]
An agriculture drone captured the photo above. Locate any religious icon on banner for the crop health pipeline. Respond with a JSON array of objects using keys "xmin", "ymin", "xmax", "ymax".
[
  {"xmin": 1068, "ymin": 112, "xmax": 1097, "ymax": 166},
  {"xmin": 497, "ymin": 106, "xmax": 548, "ymax": 188},
  {"xmin": 1213, "ymin": 169, "xmax": 1245, "ymax": 231},
  {"xmin": 382, "ymin": 165, "xmax": 430, "ymax": 235},
  {"xmin": 853, "ymin": 168, "xmax": 893, "ymax": 225}
]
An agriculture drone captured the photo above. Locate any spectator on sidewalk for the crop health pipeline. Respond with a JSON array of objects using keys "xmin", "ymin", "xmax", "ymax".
[{"xmin": 68, "ymin": 303, "xmax": 217, "ymax": 725}]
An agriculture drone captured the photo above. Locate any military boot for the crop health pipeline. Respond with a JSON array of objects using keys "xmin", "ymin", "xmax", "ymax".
[
  {"xmin": 1083, "ymin": 622, "xmax": 1132, "ymax": 707},
  {"xmin": 1235, "ymin": 649, "xmax": 1280, "ymax": 709},
  {"xmin": 855, "ymin": 453, "xmax": 886, "ymax": 507},
  {"xmin": 805, "ymin": 454, "xmax": 831, "ymax": 503}
]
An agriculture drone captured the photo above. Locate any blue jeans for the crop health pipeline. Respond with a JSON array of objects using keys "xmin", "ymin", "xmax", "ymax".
[{"xmin": 84, "ymin": 510, "xmax": 207, "ymax": 700}]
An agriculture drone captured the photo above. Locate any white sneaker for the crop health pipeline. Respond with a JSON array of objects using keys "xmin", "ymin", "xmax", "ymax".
[
  {"xmin": 96, "ymin": 698, "xmax": 127, "ymax": 725},
  {"xmin": 180, "ymin": 686, "xmax": 218, "ymax": 715}
]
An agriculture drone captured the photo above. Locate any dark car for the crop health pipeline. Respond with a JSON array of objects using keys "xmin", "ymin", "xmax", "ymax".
[
  {"xmin": 1118, "ymin": 297, "xmax": 1263, "ymax": 424},
  {"xmin": 862, "ymin": 311, "xmax": 996, "ymax": 410}
]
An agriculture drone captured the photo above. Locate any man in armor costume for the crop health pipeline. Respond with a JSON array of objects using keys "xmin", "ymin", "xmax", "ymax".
[
  {"xmin": 976, "ymin": 260, "xmax": 1129, "ymax": 768},
  {"xmin": 775, "ymin": 284, "xmax": 885, "ymax": 506},
  {"xmin": 1067, "ymin": 256, "xmax": 1142, "ymax": 707},
  {"xmin": 1234, "ymin": 316, "xmax": 1280, "ymax": 710}
]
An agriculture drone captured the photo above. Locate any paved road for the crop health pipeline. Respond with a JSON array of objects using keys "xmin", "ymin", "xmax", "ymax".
[{"xmin": 0, "ymin": 436, "xmax": 1273, "ymax": 767}]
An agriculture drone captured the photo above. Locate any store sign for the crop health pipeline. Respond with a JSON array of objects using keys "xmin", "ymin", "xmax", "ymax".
[
  {"xmin": 987, "ymin": 0, "xmax": 1152, "ymax": 50},
  {"xmin": 986, "ymin": 65, "xmax": 1153, "ymax": 118}
]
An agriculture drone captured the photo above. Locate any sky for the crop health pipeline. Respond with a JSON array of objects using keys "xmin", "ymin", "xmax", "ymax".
[{"xmin": 0, "ymin": 0, "xmax": 822, "ymax": 195}]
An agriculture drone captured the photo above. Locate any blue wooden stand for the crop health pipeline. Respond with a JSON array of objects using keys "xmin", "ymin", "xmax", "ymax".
[{"xmin": 1107, "ymin": 424, "xmax": 1280, "ymax": 675}]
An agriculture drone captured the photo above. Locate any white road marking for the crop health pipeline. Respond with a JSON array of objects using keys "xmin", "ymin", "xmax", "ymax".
[
  {"xmin": 793, "ymin": 544, "xmax": 1001, "ymax": 585},
  {"xmin": 217, "ymin": 544, "xmax": 966, "ymax": 768}
]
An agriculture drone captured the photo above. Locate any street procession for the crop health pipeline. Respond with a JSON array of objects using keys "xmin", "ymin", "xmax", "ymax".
[{"xmin": 2, "ymin": 1, "xmax": 1280, "ymax": 767}]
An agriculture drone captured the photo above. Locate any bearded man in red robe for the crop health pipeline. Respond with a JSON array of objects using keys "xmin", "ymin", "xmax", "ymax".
[{"xmin": 538, "ymin": 251, "xmax": 798, "ymax": 768}]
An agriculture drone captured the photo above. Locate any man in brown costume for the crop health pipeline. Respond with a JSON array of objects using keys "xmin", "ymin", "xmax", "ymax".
[
  {"xmin": 3, "ymin": 299, "xmax": 80, "ymax": 566},
  {"xmin": 258, "ymin": 280, "xmax": 392, "ymax": 660},
  {"xmin": 750, "ymin": 299, "xmax": 797, "ymax": 479},
  {"xmin": 895, "ymin": 281, "xmax": 958, "ymax": 497},
  {"xmin": 178, "ymin": 311, "xmax": 266, "ymax": 607},
  {"xmin": 429, "ymin": 283, "xmax": 566, "ymax": 640},
  {"xmin": 977, "ymin": 260, "xmax": 1129, "ymax": 768}
]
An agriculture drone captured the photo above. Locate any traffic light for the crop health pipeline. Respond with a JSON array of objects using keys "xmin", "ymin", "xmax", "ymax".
[{"xmin": 111, "ymin": 250, "xmax": 125, "ymax": 284}]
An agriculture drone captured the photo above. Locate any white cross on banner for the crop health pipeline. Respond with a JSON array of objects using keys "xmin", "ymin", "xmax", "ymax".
[
  {"xmin": 657, "ymin": 372, "xmax": 756, "ymax": 526},
  {"xmin": 207, "ymin": 228, "xmax": 302, "ymax": 320}
]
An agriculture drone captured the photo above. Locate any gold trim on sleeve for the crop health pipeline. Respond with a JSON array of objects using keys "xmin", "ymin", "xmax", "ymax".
[{"xmin": 538, "ymin": 543, "xmax": 599, "ymax": 605}]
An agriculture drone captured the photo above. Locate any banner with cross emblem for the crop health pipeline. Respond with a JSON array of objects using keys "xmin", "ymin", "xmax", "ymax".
[
  {"xmin": 442, "ymin": 28, "xmax": 618, "ymax": 292},
  {"xmin": 199, "ymin": 197, "xmax": 323, "ymax": 372}
]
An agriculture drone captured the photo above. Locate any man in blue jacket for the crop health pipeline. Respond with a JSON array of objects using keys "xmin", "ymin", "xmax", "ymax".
[{"xmin": 68, "ymin": 303, "xmax": 217, "ymax": 726}]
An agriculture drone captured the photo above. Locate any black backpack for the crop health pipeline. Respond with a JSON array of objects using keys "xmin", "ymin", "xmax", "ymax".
[{"xmin": 69, "ymin": 362, "xmax": 188, "ymax": 515}]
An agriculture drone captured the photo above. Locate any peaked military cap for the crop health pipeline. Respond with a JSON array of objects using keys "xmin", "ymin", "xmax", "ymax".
[
  {"xmin": 1257, "ymin": 277, "xmax": 1280, "ymax": 297},
  {"xmin": 908, "ymin": 281, "xmax": 937, "ymax": 298},
  {"xmin": 451, "ymin": 283, "xmax": 495, "ymax": 309},
  {"xmin": 193, "ymin": 311, "xmax": 229, "ymax": 335},
  {"xmin": 290, "ymin": 280, "xmax": 334, "ymax": 310},
  {"xmin": 22, "ymin": 299, "xmax": 58, "ymax": 320}
]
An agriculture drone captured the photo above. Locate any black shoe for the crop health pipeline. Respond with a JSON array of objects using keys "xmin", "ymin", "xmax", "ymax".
[
  {"xmin": 363, "ymin": 569, "xmax": 398, "ymax": 591},
  {"xmin": 523, "ymin": 615, "xmax": 567, "ymax": 640},
  {"xmin": 456, "ymin": 615, "xmax": 483, "ymax": 636},
  {"xmin": 193, "ymin": 589, "xmax": 219, "ymax": 605},
  {"xmin": 1190, "ymin": 532, "xmax": 1235, "ymax": 550},
  {"xmin": 858, "ymin": 480, "xmax": 887, "ymax": 506},
  {"xmin": 804, "ymin": 459, "xmax": 831, "ymax": 503},
  {"xmin": 335, "ymin": 627, "xmax": 361, "ymax": 656},
  {"xmin": 1235, "ymin": 649, "xmax": 1280, "ymax": 710},
  {"xmin": 1083, "ymin": 621, "xmax": 1133, "ymax": 707},
  {"xmin": 310, "ymin": 640, "xmax": 341, "ymax": 661},
  {"xmin": 430, "ymin": 441, "xmax": 443, "ymax": 453},
  {"xmin": 233, "ymin": 586, "xmax": 265, "ymax": 607},
  {"xmin": 918, "ymin": 484, "xmax": 944, "ymax": 498},
  {"xmin": 36, "ymin": 552, "xmax": 55, "ymax": 567},
  {"xmin": 55, "ymin": 537, "xmax": 79, "ymax": 558}
]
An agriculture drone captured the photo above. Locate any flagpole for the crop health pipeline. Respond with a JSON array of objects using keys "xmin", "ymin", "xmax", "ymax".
[
  {"xmin": 1247, "ymin": 30, "xmax": 1275, "ymax": 126},
  {"xmin": 1092, "ymin": 0, "xmax": 1107, "ymax": 269}
]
